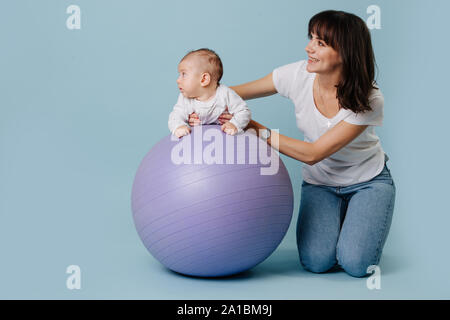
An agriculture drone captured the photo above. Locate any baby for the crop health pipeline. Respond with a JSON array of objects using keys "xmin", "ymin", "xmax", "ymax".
[{"xmin": 168, "ymin": 48, "xmax": 251, "ymax": 138}]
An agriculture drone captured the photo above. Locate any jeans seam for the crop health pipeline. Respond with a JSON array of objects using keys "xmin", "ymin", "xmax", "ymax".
[
  {"xmin": 335, "ymin": 197, "xmax": 344, "ymax": 266},
  {"xmin": 372, "ymin": 188, "xmax": 395, "ymax": 265}
]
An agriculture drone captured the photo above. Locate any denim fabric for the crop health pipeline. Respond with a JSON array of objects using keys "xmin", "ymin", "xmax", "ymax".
[{"xmin": 296, "ymin": 154, "xmax": 396, "ymax": 277}]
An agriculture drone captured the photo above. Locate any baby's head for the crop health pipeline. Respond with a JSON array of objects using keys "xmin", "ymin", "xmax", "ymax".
[{"xmin": 177, "ymin": 48, "xmax": 223, "ymax": 99}]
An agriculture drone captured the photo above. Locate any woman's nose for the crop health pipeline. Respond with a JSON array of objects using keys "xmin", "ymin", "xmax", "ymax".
[{"xmin": 305, "ymin": 41, "xmax": 314, "ymax": 54}]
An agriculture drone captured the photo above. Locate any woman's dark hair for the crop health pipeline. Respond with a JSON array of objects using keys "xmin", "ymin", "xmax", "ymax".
[{"xmin": 308, "ymin": 10, "xmax": 378, "ymax": 114}]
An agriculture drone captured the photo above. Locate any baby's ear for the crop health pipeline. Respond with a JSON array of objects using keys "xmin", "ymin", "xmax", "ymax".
[{"xmin": 200, "ymin": 72, "xmax": 211, "ymax": 87}]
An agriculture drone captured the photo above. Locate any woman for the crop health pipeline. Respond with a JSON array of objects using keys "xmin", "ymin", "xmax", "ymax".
[{"xmin": 189, "ymin": 10, "xmax": 396, "ymax": 278}]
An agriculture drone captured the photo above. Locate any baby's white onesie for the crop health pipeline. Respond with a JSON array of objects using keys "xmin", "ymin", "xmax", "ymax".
[{"xmin": 168, "ymin": 84, "xmax": 251, "ymax": 134}]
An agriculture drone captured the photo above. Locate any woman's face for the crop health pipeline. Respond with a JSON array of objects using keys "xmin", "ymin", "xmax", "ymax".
[{"xmin": 305, "ymin": 32, "xmax": 342, "ymax": 75}]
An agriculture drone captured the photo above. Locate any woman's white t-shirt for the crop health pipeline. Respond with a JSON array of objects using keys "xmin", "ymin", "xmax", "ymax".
[{"xmin": 273, "ymin": 60, "xmax": 386, "ymax": 187}]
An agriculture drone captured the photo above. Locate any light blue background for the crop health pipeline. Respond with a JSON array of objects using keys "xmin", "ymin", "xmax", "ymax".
[{"xmin": 1, "ymin": 0, "xmax": 449, "ymax": 299}]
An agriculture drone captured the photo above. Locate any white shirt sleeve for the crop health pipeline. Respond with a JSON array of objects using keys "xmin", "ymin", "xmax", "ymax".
[
  {"xmin": 226, "ymin": 88, "xmax": 251, "ymax": 133},
  {"xmin": 168, "ymin": 94, "xmax": 190, "ymax": 134},
  {"xmin": 272, "ymin": 61, "xmax": 302, "ymax": 99},
  {"xmin": 344, "ymin": 90, "xmax": 384, "ymax": 126}
]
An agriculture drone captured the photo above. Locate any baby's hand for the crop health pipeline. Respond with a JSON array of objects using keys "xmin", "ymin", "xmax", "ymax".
[
  {"xmin": 174, "ymin": 125, "xmax": 191, "ymax": 138},
  {"xmin": 221, "ymin": 121, "xmax": 238, "ymax": 136}
]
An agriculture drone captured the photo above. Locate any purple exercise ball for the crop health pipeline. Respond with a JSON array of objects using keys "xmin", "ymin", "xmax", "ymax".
[{"xmin": 131, "ymin": 125, "xmax": 293, "ymax": 277}]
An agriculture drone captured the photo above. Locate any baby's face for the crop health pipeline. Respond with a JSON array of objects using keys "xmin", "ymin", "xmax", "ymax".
[{"xmin": 176, "ymin": 57, "xmax": 203, "ymax": 99}]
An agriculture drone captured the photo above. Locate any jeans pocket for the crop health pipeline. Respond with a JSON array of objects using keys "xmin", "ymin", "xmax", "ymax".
[{"xmin": 373, "ymin": 165, "xmax": 394, "ymax": 185}]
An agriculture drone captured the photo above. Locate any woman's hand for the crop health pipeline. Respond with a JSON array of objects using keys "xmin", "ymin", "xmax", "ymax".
[
  {"xmin": 218, "ymin": 107, "xmax": 233, "ymax": 124},
  {"xmin": 188, "ymin": 112, "xmax": 201, "ymax": 126},
  {"xmin": 188, "ymin": 107, "xmax": 233, "ymax": 126}
]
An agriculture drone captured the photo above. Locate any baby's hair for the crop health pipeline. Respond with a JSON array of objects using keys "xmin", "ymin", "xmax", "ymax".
[{"xmin": 181, "ymin": 48, "xmax": 223, "ymax": 85}]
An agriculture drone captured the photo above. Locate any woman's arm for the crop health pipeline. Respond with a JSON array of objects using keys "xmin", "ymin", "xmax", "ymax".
[
  {"xmin": 230, "ymin": 73, "xmax": 277, "ymax": 100},
  {"xmin": 247, "ymin": 120, "xmax": 368, "ymax": 165}
]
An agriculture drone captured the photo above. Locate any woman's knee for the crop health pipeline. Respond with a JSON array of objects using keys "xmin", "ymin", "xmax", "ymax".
[
  {"xmin": 336, "ymin": 248, "xmax": 375, "ymax": 278},
  {"xmin": 299, "ymin": 247, "xmax": 337, "ymax": 274}
]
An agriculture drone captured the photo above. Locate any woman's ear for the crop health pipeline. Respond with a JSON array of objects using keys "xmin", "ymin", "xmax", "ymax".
[{"xmin": 200, "ymin": 73, "xmax": 211, "ymax": 87}]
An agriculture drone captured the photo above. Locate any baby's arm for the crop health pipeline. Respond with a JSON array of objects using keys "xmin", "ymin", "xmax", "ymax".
[
  {"xmin": 226, "ymin": 88, "xmax": 252, "ymax": 133},
  {"xmin": 168, "ymin": 94, "xmax": 191, "ymax": 137}
]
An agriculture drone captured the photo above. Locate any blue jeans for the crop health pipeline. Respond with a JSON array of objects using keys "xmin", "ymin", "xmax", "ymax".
[{"xmin": 296, "ymin": 154, "xmax": 396, "ymax": 277}]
